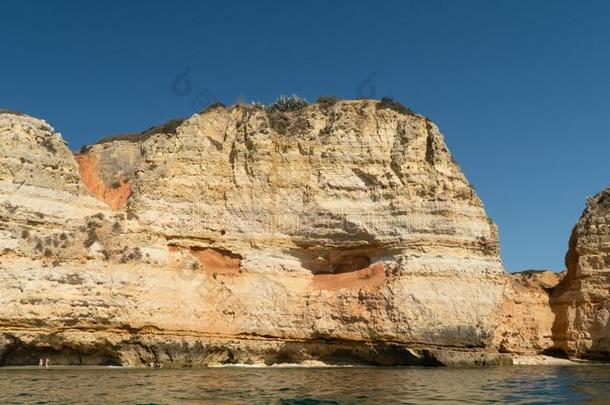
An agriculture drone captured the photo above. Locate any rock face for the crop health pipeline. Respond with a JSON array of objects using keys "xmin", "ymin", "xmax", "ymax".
[
  {"xmin": 1, "ymin": 101, "xmax": 513, "ymax": 366},
  {"xmin": 552, "ymin": 186, "xmax": 610, "ymax": 359},
  {"xmin": 494, "ymin": 271, "xmax": 561, "ymax": 354}
]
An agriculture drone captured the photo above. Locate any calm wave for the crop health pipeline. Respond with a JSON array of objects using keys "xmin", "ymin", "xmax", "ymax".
[{"xmin": 0, "ymin": 365, "xmax": 609, "ymax": 404}]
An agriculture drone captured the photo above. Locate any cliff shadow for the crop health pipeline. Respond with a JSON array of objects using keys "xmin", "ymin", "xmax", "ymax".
[{"xmin": 0, "ymin": 341, "xmax": 121, "ymax": 367}]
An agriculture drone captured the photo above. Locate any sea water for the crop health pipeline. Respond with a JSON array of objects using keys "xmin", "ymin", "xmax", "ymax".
[{"xmin": 0, "ymin": 365, "xmax": 609, "ymax": 404}]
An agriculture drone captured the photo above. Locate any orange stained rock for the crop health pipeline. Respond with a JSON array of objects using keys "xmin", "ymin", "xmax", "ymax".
[{"xmin": 75, "ymin": 153, "xmax": 130, "ymax": 210}]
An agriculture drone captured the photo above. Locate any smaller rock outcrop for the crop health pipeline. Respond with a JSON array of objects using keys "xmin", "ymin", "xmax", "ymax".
[{"xmin": 552, "ymin": 185, "xmax": 610, "ymax": 359}]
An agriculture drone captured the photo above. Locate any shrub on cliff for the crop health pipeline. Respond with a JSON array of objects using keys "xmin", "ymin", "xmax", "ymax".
[
  {"xmin": 95, "ymin": 117, "xmax": 186, "ymax": 145},
  {"xmin": 316, "ymin": 96, "xmax": 341, "ymax": 108},
  {"xmin": 376, "ymin": 97, "xmax": 415, "ymax": 116},
  {"xmin": 141, "ymin": 118, "xmax": 185, "ymax": 136},
  {"xmin": 266, "ymin": 95, "xmax": 309, "ymax": 113},
  {"xmin": 267, "ymin": 112, "xmax": 290, "ymax": 135},
  {"xmin": 265, "ymin": 95, "xmax": 309, "ymax": 135},
  {"xmin": 0, "ymin": 109, "xmax": 27, "ymax": 116},
  {"xmin": 202, "ymin": 102, "xmax": 226, "ymax": 113}
]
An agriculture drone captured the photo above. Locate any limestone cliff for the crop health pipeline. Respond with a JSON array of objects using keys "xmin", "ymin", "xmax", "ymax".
[
  {"xmin": 552, "ymin": 186, "xmax": 610, "ymax": 359},
  {"xmin": 0, "ymin": 100, "xmax": 516, "ymax": 366}
]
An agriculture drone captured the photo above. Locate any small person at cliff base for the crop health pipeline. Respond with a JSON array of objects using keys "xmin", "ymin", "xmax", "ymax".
[
  {"xmin": 44, "ymin": 358, "xmax": 49, "ymax": 368},
  {"xmin": 38, "ymin": 358, "xmax": 44, "ymax": 367}
]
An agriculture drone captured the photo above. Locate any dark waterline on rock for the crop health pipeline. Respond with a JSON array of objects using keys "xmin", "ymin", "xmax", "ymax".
[{"xmin": 1, "ymin": 365, "xmax": 609, "ymax": 404}]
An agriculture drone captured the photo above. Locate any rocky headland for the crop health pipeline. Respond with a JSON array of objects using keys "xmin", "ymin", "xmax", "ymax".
[{"xmin": 0, "ymin": 99, "xmax": 606, "ymax": 366}]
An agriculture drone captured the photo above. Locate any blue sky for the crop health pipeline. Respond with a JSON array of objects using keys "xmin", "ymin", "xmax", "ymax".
[{"xmin": 2, "ymin": 0, "xmax": 609, "ymax": 271}]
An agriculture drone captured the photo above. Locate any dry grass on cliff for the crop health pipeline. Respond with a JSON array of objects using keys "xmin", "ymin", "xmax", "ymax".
[
  {"xmin": 89, "ymin": 96, "xmax": 415, "ymax": 145},
  {"xmin": 376, "ymin": 97, "xmax": 415, "ymax": 116},
  {"xmin": 91, "ymin": 102, "xmax": 229, "ymax": 147},
  {"xmin": 0, "ymin": 109, "xmax": 27, "ymax": 116},
  {"xmin": 316, "ymin": 96, "xmax": 341, "ymax": 110},
  {"xmin": 201, "ymin": 101, "xmax": 226, "ymax": 113},
  {"xmin": 94, "ymin": 117, "xmax": 186, "ymax": 145}
]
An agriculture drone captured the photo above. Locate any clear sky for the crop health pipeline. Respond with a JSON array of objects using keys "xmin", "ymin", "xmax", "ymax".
[{"xmin": 2, "ymin": 0, "xmax": 609, "ymax": 272}]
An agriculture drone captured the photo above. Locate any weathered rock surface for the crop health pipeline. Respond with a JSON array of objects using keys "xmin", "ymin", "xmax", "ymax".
[
  {"xmin": 552, "ymin": 186, "xmax": 610, "ymax": 359},
  {"xmin": 0, "ymin": 101, "xmax": 529, "ymax": 366}
]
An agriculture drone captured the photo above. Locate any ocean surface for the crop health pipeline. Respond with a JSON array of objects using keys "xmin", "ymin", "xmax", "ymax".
[{"xmin": 0, "ymin": 365, "xmax": 609, "ymax": 404}]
